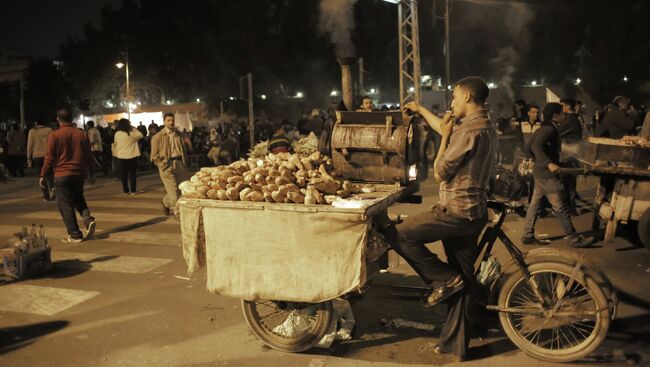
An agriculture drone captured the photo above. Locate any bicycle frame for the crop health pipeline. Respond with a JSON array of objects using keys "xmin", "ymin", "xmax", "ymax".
[{"xmin": 477, "ymin": 203, "xmax": 551, "ymax": 308}]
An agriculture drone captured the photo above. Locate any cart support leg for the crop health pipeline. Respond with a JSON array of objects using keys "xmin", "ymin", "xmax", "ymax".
[{"xmin": 604, "ymin": 219, "xmax": 617, "ymax": 242}]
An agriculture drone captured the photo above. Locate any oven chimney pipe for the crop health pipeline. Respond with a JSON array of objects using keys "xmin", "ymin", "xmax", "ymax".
[{"xmin": 338, "ymin": 57, "xmax": 356, "ymax": 111}]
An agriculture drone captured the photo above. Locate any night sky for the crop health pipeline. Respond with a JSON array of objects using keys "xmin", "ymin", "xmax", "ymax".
[{"xmin": 0, "ymin": 0, "xmax": 122, "ymax": 58}]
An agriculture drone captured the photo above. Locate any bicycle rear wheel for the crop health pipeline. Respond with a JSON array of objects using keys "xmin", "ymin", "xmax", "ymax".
[
  {"xmin": 498, "ymin": 262, "xmax": 610, "ymax": 362},
  {"xmin": 241, "ymin": 299, "xmax": 333, "ymax": 352}
]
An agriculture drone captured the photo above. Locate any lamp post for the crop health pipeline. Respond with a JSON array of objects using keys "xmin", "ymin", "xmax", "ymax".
[{"xmin": 115, "ymin": 48, "xmax": 130, "ymax": 121}]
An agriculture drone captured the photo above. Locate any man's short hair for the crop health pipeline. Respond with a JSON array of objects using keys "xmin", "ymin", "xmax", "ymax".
[
  {"xmin": 57, "ymin": 106, "xmax": 73, "ymax": 123},
  {"xmin": 543, "ymin": 102, "xmax": 563, "ymax": 122},
  {"xmin": 455, "ymin": 76, "xmax": 489, "ymax": 105},
  {"xmin": 514, "ymin": 99, "xmax": 527, "ymax": 107},
  {"xmin": 612, "ymin": 96, "xmax": 628, "ymax": 107},
  {"xmin": 528, "ymin": 104, "xmax": 539, "ymax": 110},
  {"xmin": 163, "ymin": 112, "xmax": 175, "ymax": 119},
  {"xmin": 87, "ymin": 120, "xmax": 95, "ymax": 128},
  {"xmin": 560, "ymin": 98, "xmax": 576, "ymax": 108}
]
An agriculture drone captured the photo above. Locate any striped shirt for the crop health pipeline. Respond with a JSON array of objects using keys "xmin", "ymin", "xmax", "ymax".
[{"xmin": 436, "ymin": 110, "xmax": 497, "ymax": 220}]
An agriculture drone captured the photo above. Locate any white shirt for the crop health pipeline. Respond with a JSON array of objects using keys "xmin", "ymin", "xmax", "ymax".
[{"xmin": 113, "ymin": 129, "xmax": 143, "ymax": 159}]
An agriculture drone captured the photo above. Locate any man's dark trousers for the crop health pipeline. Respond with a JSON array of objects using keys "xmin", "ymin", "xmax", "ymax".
[
  {"xmin": 54, "ymin": 175, "xmax": 94, "ymax": 239},
  {"xmin": 33, "ymin": 157, "xmax": 54, "ymax": 200},
  {"xmin": 386, "ymin": 204, "xmax": 487, "ymax": 358}
]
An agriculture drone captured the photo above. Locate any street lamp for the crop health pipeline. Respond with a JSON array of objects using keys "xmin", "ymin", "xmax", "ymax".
[{"xmin": 115, "ymin": 49, "xmax": 130, "ymax": 121}]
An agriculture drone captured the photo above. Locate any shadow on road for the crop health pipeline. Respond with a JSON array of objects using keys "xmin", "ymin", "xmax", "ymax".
[
  {"xmin": 0, "ymin": 320, "xmax": 69, "ymax": 355},
  {"xmin": 0, "ymin": 255, "xmax": 118, "ymax": 286},
  {"xmin": 93, "ymin": 216, "xmax": 169, "ymax": 240}
]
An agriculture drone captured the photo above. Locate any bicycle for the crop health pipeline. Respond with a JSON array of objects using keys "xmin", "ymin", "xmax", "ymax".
[{"xmin": 241, "ymin": 199, "xmax": 617, "ymax": 363}]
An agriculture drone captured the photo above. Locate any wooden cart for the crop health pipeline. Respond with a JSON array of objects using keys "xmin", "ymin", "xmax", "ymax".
[{"xmin": 582, "ymin": 137, "xmax": 650, "ymax": 249}]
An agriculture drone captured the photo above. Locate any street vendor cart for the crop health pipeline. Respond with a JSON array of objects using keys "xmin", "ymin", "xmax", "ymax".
[
  {"xmin": 582, "ymin": 137, "xmax": 650, "ymax": 250},
  {"xmin": 178, "ymin": 111, "xmax": 423, "ymax": 351}
]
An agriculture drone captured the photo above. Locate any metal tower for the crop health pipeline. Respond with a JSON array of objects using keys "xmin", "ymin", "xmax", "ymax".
[{"xmin": 398, "ymin": 0, "xmax": 421, "ymax": 105}]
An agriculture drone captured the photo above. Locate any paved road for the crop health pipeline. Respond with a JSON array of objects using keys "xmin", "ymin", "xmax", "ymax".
[{"xmin": 0, "ymin": 172, "xmax": 648, "ymax": 367}]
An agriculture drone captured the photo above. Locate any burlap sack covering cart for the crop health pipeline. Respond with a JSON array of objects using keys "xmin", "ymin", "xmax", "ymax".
[{"xmin": 179, "ymin": 188, "xmax": 403, "ymax": 303}]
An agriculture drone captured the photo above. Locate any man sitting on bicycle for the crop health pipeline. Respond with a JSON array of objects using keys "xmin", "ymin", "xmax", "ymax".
[{"xmin": 388, "ymin": 76, "xmax": 497, "ymax": 361}]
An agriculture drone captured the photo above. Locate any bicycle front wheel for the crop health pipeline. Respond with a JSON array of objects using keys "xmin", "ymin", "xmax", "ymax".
[{"xmin": 498, "ymin": 262, "xmax": 610, "ymax": 363}]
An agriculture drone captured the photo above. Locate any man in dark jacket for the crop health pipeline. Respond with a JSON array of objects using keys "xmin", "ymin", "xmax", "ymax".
[
  {"xmin": 41, "ymin": 107, "xmax": 96, "ymax": 243},
  {"xmin": 558, "ymin": 98, "xmax": 582, "ymax": 215},
  {"xmin": 521, "ymin": 103, "xmax": 592, "ymax": 247},
  {"xmin": 596, "ymin": 96, "xmax": 636, "ymax": 138}
]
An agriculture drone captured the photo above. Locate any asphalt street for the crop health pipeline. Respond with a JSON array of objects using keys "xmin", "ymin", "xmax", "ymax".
[{"xmin": 0, "ymin": 169, "xmax": 648, "ymax": 367}]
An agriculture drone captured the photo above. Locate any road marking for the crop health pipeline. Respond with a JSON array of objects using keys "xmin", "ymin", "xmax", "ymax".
[
  {"xmin": 0, "ymin": 284, "xmax": 99, "ymax": 316},
  {"xmin": 18, "ymin": 211, "xmax": 169, "ymax": 223},
  {"xmin": 55, "ymin": 252, "xmax": 172, "ymax": 273},
  {"xmin": 0, "ymin": 225, "xmax": 182, "ymax": 247},
  {"xmin": 0, "ymin": 197, "xmax": 29, "ymax": 205},
  {"xmin": 87, "ymin": 200, "xmax": 164, "ymax": 210}
]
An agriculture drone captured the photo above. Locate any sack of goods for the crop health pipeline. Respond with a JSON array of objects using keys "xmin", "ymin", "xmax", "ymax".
[
  {"xmin": 3, "ymin": 224, "xmax": 52, "ymax": 279},
  {"xmin": 179, "ymin": 151, "xmax": 361, "ymax": 205}
]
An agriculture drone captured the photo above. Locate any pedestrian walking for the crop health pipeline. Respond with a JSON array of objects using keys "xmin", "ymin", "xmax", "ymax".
[
  {"xmin": 113, "ymin": 118, "xmax": 144, "ymax": 194},
  {"xmin": 41, "ymin": 106, "xmax": 96, "ymax": 243},
  {"xmin": 151, "ymin": 113, "xmax": 187, "ymax": 215},
  {"xmin": 27, "ymin": 119, "xmax": 54, "ymax": 200},
  {"xmin": 7, "ymin": 124, "xmax": 26, "ymax": 177},
  {"xmin": 86, "ymin": 121, "xmax": 108, "ymax": 177},
  {"xmin": 521, "ymin": 102, "xmax": 592, "ymax": 248}
]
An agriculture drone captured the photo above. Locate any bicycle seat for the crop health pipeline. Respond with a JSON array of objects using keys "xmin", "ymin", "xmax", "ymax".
[{"xmin": 487, "ymin": 200, "xmax": 524, "ymax": 212}]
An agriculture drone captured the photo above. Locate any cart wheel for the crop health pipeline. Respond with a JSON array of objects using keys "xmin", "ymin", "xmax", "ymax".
[
  {"xmin": 638, "ymin": 208, "xmax": 650, "ymax": 251},
  {"xmin": 241, "ymin": 299, "xmax": 333, "ymax": 352}
]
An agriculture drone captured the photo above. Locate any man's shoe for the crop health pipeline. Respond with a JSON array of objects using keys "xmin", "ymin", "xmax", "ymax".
[
  {"xmin": 433, "ymin": 345, "xmax": 465, "ymax": 362},
  {"xmin": 521, "ymin": 237, "xmax": 551, "ymax": 246},
  {"xmin": 161, "ymin": 200, "xmax": 172, "ymax": 216},
  {"xmin": 62, "ymin": 236, "xmax": 83, "ymax": 243},
  {"xmin": 425, "ymin": 275, "xmax": 464, "ymax": 306},
  {"xmin": 84, "ymin": 220, "xmax": 96, "ymax": 240},
  {"xmin": 567, "ymin": 234, "xmax": 594, "ymax": 248}
]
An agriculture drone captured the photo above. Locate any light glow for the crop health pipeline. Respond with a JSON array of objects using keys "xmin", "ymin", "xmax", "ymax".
[{"xmin": 408, "ymin": 164, "xmax": 418, "ymax": 181}]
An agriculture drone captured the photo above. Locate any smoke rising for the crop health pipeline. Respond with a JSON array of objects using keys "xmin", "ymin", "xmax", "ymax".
[
  {"xmin": 487, "ymin": 2, "xmax": 535, "ymax": 100},
  {"xmin": 318, "ymin": 0, "xmax": 358, "ymax": 57},
  {"xmin": 489, "ymin": 47, "xmax": 518, "ymax": 100}
]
